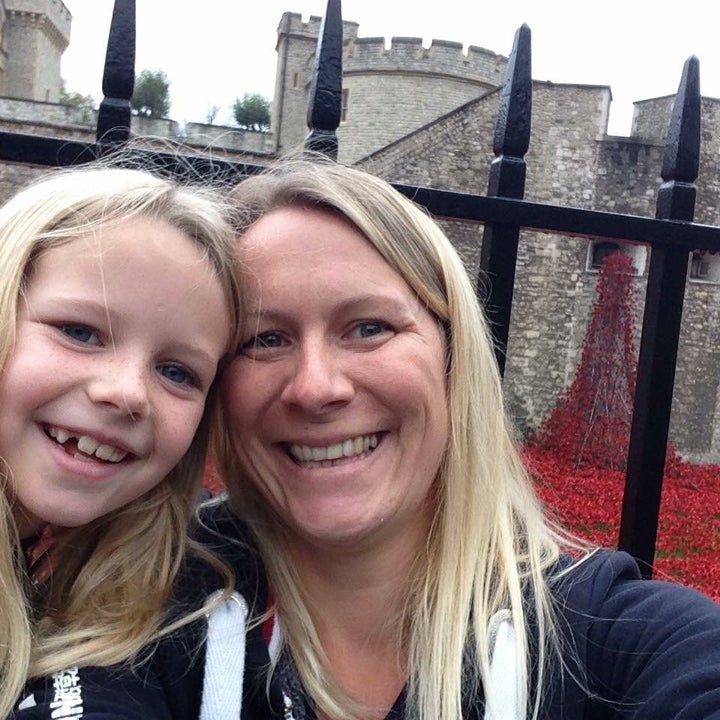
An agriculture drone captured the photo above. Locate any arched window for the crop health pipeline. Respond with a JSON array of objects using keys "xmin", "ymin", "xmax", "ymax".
[{"xmin": 341, "ymin": 88, "xmax": 350, "ymax": 122}]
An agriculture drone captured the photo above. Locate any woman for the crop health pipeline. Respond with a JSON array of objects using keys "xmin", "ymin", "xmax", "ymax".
[{"xmin": 216, "ymin": 158, "xmax": 720, "ymax": 719}]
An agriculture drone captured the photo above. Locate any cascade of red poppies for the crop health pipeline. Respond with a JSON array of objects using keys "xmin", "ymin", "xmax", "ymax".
[{"xmin": 532, "ymin": 252, "xmax": 638, "ymax": 469}]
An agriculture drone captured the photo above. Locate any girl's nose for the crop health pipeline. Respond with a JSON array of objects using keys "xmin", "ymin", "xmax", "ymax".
[{"xmin": 87, "ymin": 358, "xmax": 150, "ymax": 420}]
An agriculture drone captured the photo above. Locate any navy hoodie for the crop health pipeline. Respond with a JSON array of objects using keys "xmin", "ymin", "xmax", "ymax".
[{"xmin": 14, "ymin": 502, "xmax": 720, "ymax": 719}]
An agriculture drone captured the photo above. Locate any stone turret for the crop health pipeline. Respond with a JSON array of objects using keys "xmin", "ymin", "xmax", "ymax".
[
  {"xmin": 272, "ymin": 11, "xmax": 359, "ymax": 154},
  {"xmin": 272, "ymin": 11, "xmax": 508, "ymax": 162},
  {"xmin": 2, "ymin": 0, "xmax": 71, "ymax": 102}
]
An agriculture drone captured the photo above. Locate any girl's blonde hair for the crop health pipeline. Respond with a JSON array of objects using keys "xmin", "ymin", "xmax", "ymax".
[
  {"xmin": 220, "ymin": 158, "xmax": 572, "ymax": 720},
  {"xmin": 0, "ymin": 164, "xmax": 240, "ymax": 716}
]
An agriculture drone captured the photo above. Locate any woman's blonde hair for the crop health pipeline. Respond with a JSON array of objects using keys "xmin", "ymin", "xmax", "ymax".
[
  {"xmin": 220, "ymin": 158, "xmax": 572, "ymax": 719},
  {"xmin": 0, "ymin": 164, "xmax": 241, "ymax": 715}
]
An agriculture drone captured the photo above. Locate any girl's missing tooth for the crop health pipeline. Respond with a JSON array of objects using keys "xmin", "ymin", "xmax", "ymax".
[{"xmin": 0, "ymin": 166, "xmax": 240, "ymax": 716}]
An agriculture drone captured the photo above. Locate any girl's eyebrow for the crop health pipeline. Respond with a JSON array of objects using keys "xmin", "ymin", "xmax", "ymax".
[
  {"xmin": 164, "ymin": 341, "xmax": 220, "ymax": 373},
  {"xmin": 24, "ymin": 295, "xmax": 110, "ymax": 320}
]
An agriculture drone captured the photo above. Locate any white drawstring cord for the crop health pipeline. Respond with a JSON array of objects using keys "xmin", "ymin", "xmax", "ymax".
[
  {"xmin": 200, "ymin": 591, "xmax": 249, "ymax": 720},
  {"xmin": 483, "ymin": 610, "xmax": 519, "ymax": 720}
]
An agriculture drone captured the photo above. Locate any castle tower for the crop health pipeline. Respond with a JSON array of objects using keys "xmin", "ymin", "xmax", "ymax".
[
  {"xmin": 272, "ymin": 12, "xmax": 359, "ymax": 154},
  {"xmin": 2, "ymin": 0, "xmax": 71, "ymax": 103},
  {"xmin": 272, "ymin": 12, "xmax": 508, "ymax": 163}
]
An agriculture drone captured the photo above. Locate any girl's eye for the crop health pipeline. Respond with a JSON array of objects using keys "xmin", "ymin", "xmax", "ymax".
[
  {"xmin": 158, "ymin": 363, "xmax": 196, "ymax": 387},
  {"xmin": 349, "ymin": 321, "xmax": 390, "ymax": 339},
  {"xmin": 240, "ymin": 331, "xmax": 286, "ymax": 353},
  {"xmin": 60, "ymin": 323, "xmax": 100, "ymax": 345}
]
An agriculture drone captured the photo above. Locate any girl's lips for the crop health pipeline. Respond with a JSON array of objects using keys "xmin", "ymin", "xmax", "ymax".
[{"xmin": 41, "ymin": 426, "xmax": 133, "ymax": 482}]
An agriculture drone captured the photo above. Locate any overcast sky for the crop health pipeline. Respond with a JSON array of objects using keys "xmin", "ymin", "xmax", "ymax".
[{"xmin": 60, "ymin": 1, "xmax": 719, "ymax": 136}]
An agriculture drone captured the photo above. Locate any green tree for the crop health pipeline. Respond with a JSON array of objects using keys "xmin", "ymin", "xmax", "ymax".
[
  {"xmin": 59, "ymin": 79, "xmax": 95, "ymax": 109},
  {"xmin": 232, "ymin": 93, "xmax": 270, "ymax": 131},
  {"xmin": 131, "ymin": 69, "xmax": 171, "ymax": 119}
]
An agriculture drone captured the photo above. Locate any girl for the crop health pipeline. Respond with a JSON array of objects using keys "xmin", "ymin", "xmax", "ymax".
[{"xmin": 0, "ymin": 164, "xmax": 240, "ymax": 716}]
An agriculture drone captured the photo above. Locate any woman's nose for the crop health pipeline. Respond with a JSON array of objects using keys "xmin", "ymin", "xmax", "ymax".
[{"xmin": 280, "ymin": 343, "xmax": 354, "ymax": 412}]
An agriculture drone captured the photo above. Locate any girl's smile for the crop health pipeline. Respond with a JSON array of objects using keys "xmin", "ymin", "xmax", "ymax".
[{"xmin": 0, "ymin": 216, "xmax": 231, "ymax": 537}]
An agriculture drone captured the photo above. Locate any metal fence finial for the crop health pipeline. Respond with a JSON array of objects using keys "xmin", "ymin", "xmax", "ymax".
[
  {"xmin": 96, "ymin": 0, "xmax": 136, "ymax": 146},
  {"xmin": 305, "ymin": 0, "xmax": 343, "ymax": 159}
]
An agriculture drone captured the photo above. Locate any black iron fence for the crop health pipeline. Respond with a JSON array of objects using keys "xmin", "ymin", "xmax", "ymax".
[{"xmin": 1, "ymin": 0, "xmax": 718, "ymax": 577}]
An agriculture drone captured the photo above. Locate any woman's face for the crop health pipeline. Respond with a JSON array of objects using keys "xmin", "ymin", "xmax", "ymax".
[{"xmin": 223, "ymin": 206, "xmax": 449, "ymax": 554}]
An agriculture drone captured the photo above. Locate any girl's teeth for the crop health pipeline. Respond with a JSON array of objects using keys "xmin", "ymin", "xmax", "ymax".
[
  {"xmin": 77, "ymin": 435, "xmax": 101, "ymax": 455},
  {"xmin": 95, "ymin": 444, "xmax": 127, "ymax": 462},
  {"xmin": 49, "ymin": 427, "xmax": 70, "ymax": 443},
  {"xmin": 47, "ymin": 426, "xmax": 128, "ymax": 463}
]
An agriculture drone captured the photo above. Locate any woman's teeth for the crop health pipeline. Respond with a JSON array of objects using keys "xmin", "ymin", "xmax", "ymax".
[{"xmin": 289, "ymin": 434, "xmax": 379, "ymax": 464}]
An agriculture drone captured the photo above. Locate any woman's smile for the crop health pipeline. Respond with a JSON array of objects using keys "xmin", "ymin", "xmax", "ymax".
[{"xmin": 287, "ymin": 433, "xmax": 381, "ymax": 466}]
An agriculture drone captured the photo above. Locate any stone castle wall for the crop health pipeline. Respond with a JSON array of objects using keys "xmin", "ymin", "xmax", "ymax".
[
  {"xmin": 0, "ymin": 100, "xmax": 272, "ymax": 206},
  {"xmin": 359, "ymin": 82, "xmax": 720, "ymax": 461}
]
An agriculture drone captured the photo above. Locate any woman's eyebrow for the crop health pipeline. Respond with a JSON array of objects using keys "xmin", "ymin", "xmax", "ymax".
[{"xmin": 246, "ymin": 291, "xmax": 412, "ymax": 320}]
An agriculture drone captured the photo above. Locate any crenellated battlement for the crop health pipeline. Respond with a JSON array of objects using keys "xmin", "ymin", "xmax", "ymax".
[
  {"xmin": 345, "ymin": 35, "xmax": 506, "ymax": 84},
  {"xmin": 277, "ymin": 11, "xmax": 505, "ymax": 84},
  {"xmin": 274, "ymin": 11, "xmax": 508, "ymax": 160},
  {"xmin": 277, "ymin": 11, "xmax": 358, "ymax": 42},
  {"xmin": 5, "ymin": 0, "xmax": 71, "ymax": 46}
]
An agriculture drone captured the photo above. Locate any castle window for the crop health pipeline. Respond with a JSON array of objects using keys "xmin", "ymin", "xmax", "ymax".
[
  {"xmin": 292, "ymin": 72, "xmax": 299, "ymax": 89},
  {"xmin": 341, "ymin": 88, "xmax": 349, "ymax": 123},
  {"xmin": 586, "ymin": 240, "xmax": 646, "ymax": 276},
  {"xmin": 689, "ymin": 250, "xmax": 720, "ymax": 283},
  {"xmin": 590, "ymin": 241, "xmax": 619, "ymax": 269}
]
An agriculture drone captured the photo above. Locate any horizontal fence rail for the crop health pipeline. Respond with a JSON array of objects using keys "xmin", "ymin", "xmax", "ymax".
[{"xmin": 0, "ymin": 0, "xmax": 718, "ymax": 577}]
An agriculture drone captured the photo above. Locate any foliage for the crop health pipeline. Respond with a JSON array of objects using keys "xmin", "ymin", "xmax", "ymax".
[
  {"xmin": 59, "ymin": 80, "xmax": 95, "ymax": 109},
  {"xmin": 531, "ymin": 253, "xmax": 638, "ymax": 469},
  {"xmin": 232, "ymin": 93, "xmax": 271, "ymax": 131},
  {"xmin": 132, "ymin": 69, "xmax": 171, "ymax": 119}
]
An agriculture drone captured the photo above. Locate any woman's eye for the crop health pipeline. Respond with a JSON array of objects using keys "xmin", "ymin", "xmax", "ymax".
[
  {"xmin": 349, "ymin": 321, "xmax": 390, "ymax": 339},
  {"xmin": 158, "ymin": 363, "xmax": 196, "ymax": 387},
  {"xmin": 240, "ymin": 331, "xmax": 285, "ymax": 353},
  {"xmin": 60, "ymin": 323, "xmax": 100, "ymax": 345}
]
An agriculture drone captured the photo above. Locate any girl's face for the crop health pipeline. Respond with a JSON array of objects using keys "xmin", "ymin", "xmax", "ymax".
[
  {"xmin": 0, "ymin": 217, "xmax": 231, "ymax": 538},
  {"xmin": 224, "ymin": 207, "xmax": 449, "ymax": 555}
]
